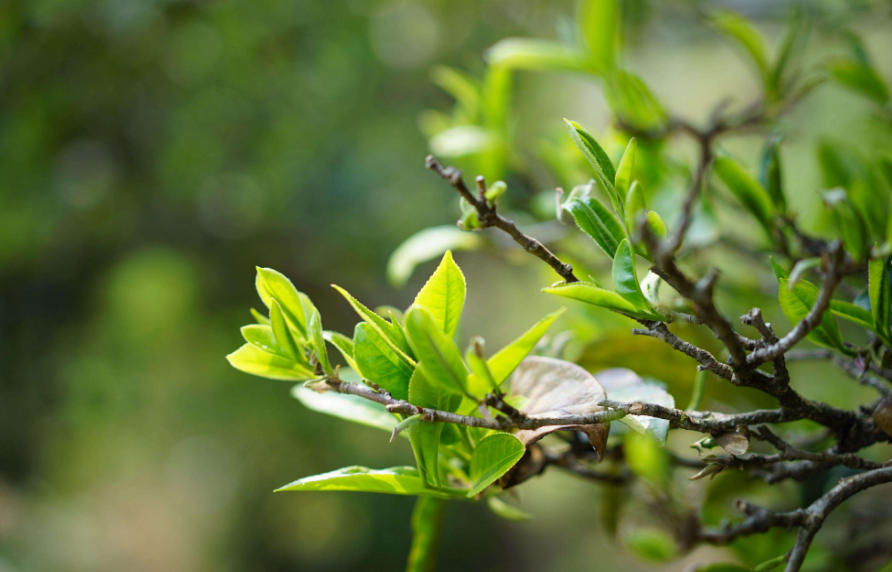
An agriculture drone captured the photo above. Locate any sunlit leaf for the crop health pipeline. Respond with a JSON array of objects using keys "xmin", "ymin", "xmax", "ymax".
[
  {"xmin": 332, "ymin": 285, "xmax": 416, "ymax": 367},
  {"xmin": 324, "ymin": 330, "xmax": 358, "ymax": 371},
  {"xmin": 413, "ymin": 251, "xmax": 466, "ymax": 339},
  {"xmin": 467, "ymin": 433, "xmax": 525, "ymax": 497},
  {"xmin": 270, "ymin": 299, "xmax": 302, "ymax": 361},
  {"xmin": 543, "ymin": 280, "xmax": 647, "ymax": 318},
  {"xmin": 241, "ymin": 324, "xmax": 290, "ymax": 360},
  {"xmin": 307, "ymin": 305, "xmax": 332, "ymax": 375},
  {"xmin": 388, "ymin": 226, "xmax": 484, "ymax": 288},
  {"xmin": 275, "ymin": 466, "xmax": 454, "ymax": 498},
  {"xmin": 615, "ymin": 137, "xmax": 637, "ymax": 199},
  {"xmin": 577, "ymin": 0, "xmax": 618, "ymax": 72},
  {"xmin": 612, "ymin": 239, "xmax": 651, "ymax": 311},
  {"xmin": 564, "ymin": 119, "xmax": 617, "ymax": 185},
  {"xmin": 256, "ymin": 267, "xmax": 308, "ymax": 338},
  {"xmin": 405, "ymin": 306, "xmax": 470, "ymax": 397},
  {"xmin": 429, "ymin": 125, "xmax": 497, "ymax": 158},
  {"xmin": 485, "ymin": 38, "xmax": 589, "ymax": 73},
  {"xmin": 227, "ymin": 343, "xmax": 316, "ymax": 381}
]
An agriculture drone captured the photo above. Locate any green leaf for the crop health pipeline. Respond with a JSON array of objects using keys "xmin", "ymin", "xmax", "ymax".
[
  {"xmin": 615, "ymin": 138, "xmax": 637, "ymax": 198},
  {"xmin": 604, "ymin": 69, "xmax": 668, "ymax": 132},
  {"xmin": 543, "ymin": 281, "xmax": 647, "ymax": 318},
  {"xmin": 788, "ymin": 257, "xmax": 822, "ymax": 289},
  {"xmin": 307, "ymin": 306, "xmax": 332, "ymax": 375},
  {"xmin": 645, "ymin": 211, "xmax": 666, "ymax": 240},
  {"xmin": 778, "ymin": 279, "xmax": 846, "ymax": 353},
  {"xmin": 713, "ymin": 154, "xmax": 775, "ymax": 234},
  {"xmin": 407, "ymin": 369, "xmax": 448, "ymax": 489},
  {"xmin": 353, "ymin": 323, "xmax": 413, "ymax": 401},
  {"xmin": 612, "ymin": 239, "xmax": 651, "ymax": 311},
  {"xmin": 823, "ymin": 189, "xmax": 869, "ymax": 261},
  {"xmin": 870, "ymin": 256, "xmax": 892, "ymax": 340},
  {"xmin": 270, "ymin": 299, "xmax": 302, "ymax": 362},
  {"xmin": 275, "ymin": 466, "xmax": 454, "ymax": 498},
  {"xmin": 405, "ymin": 306, "xmax": 470, "ymax": 397},
  {"xmin": 467, "ymin": 433, "xmax": 525, "ymax": 497},
  {"xmin": 564, "ymin": 119, "xmax": 617, "ymax": 185},
  {"xmin": 484, "ymin": 38, "xmax": 589, "ymax": 73},
  {"xmin": 241, "ymin": 324, "xmax": 291, "ymax": 360},
  {"xmin": 250, "ymin": 308, "xmax": 270, "ymax": 325},
  {"xmin": 772, "ymin": 8, "xmax": 809, "ymax": 97},
  {"xmin": 711, "ymin": 11, "xmax": 770, "ymax": 85},
  {"xmin": 413, "ymin": 251, "xmax": 467, "ymax": 339},
  {"xmin": 830, "ymin": 300, "xmax": 875, "ymax": 331},
  {"xmin": 465, "ymin": 344, "xmax": 497, "ymax": 394},
  {"xmin": 563, "ymin": 195, "xmax": 626, "ymax": 259},
  {"xmin": 429, "ymin": 66, "xmax": 479, "ymax": 119},
  {"xmin": 387, "ymin": 226, "xmax": 484, "ymax": 288},
  {"xmin": 256, "ymin": 267, "xmax": 308, "ymax": 338},
  {"xmin": 292, "ymin": 386, "xmax": 398, "ymax": 433},
  {"xmin": 759, "ymin": 136, "xmax": 786, "ymax": 211},
  {"xmin": 598, "ymin": 368, "xmax": 675, "ymax": 445},
  {"xmin": 770, "ymin": 255, "xmax": 790, "ymax": 281},
  {"xmin": 466, "ymin": 309, "xmax": 565, "ymax": 396},
  {"xmin": 624, "ymin": 181, "xmax": 646, "ymax": 235},
  {"xmin": 333, "ymin": 285, "xmax": 416, "ymax": 367},
  {"xmin": 690, "ymin": 564, "xmax": 750, "ymax": 572},
  {"xmin": 826, "ymin": 57, "xmax": 890, "ymax": 105},
  {"xmin": 323, "ymin": 330, "xmax": 358, "ymax": 371},
  {"xmin": 487, "ymin": 496, "xmax": 532, "ymax": 521},
  {"xmin": 577, "ymin": 0, "xmax": 618, "ymax": 72},
  {"xmin": 227, "ymin": 343, "xmax": 316, "ymax": 381},
  {"xmin": 623, "ymin": 527, "xmax": 677, "ymax": 563},
  {"xmin": 406, "ymin": 497, "xmax": 446, "ymax": 572}
]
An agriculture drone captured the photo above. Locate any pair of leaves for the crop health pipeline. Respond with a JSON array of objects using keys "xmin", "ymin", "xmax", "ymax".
[{"xmin": 544, "ymin": 239, "xmax": 663, "ymax": 320}]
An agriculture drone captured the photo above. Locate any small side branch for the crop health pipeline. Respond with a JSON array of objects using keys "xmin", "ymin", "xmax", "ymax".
[{"xmin": 425, "ymin": 155, "xmax": 579, "ymax": 283}]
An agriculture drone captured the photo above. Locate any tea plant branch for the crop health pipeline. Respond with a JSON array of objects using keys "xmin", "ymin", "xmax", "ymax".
[
  {"xmin": 700, "ymin": 466, "xmax": 892, "ymax": 572},
  {"xmin": 425, "ymin": 155, "xmax": 579, "ymax": 283},
  {"xmin": 728, "ymin": 426, "xmax": 883, "ymax": 473}
]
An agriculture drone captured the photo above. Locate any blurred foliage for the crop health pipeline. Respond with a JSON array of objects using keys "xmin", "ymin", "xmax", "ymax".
[{"xmin": 2, "ymin": 0, "xmax": 892, "ymax": 571}]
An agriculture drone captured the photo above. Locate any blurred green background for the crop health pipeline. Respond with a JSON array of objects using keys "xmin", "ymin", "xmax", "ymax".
[{"xmin": 2, "ymin": 0, "xmax": 891, "ymax": 571}]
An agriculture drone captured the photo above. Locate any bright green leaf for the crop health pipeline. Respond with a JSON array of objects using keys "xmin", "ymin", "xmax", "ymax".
[
  {"xmin": 577, "ymin": 0, "xmax": 618, "ymax": 72},
  {"xmin": 256, "ymin": 267, "xmax": 308, "ymax": 338},
  {"xmin": 487, "ymin": 496, "xmax": 532, "ymax": 521},
  {"xmin": 564, "ymin": 119, "xmax": 617, "ymax": 184},
  {"xmin": 227, "ymin": 343, "xmax": 316, "ymax": 381},
  {"xmin": 307, "ymin": 306, "xmax": 332, "ymax": 375},
  {"xmin": 485, "ymin": 38, "xmax": 589, "ymax": 73},
  {"xmin": 413, "ymin": 251, "xmax": 467, "ymax": 339},
  {"xmin": 324, "ymin": 330, "xmax": 358, "ymax": 371},
  {"xmin": 241, "ymin": 324, "xmax": 291, "ymax": 360},
  {"xmin": 624, "ymin": 181, "xmax": 646, "ymax": 234},
  {"xmin": 387, "ymin": 226, "xmax": 484, "ymax": 288},
  {"xmin": 543, "ymin": 281, "xmax": 648, "ymax": 318},
  {"xmin": 275, "ymin": 466, "xmax": 454, "ymax": 498},
  {"xmin": 405, "ymin": 306, "xmax": 470, "ymax": 397},
  {"xmin": 830, "ymin": 300, "xmax": 875, "ymax": 331},
  {"xmin": 332, "ymin": 285, "xmax": 416, "ymax": 367},
  {"xmin": 407, "ymin": 369, "xmax": 449, "ymax": 489},
  {"xmin": 612, "ymin": 239, "xmax": 651, "ymax": 311},
  {"xmin": 467, "ymin": 433, "xmax": 525, "ymax": 497},
  {"xmin": 615, "ymin": 137, "xmax": 637, "ymax": 198},
  {"xmin": 270, "ymin": 299, "xmax": 302, "ymax": 361},
  {"xmin": 712, "ymin": 11, "xmax": 770, "ymax": 85}
]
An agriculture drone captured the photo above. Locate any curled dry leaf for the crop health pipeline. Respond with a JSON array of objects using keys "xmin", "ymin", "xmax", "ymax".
[
  {"xmin": 873, "ymin": 395, "xmax": 892, "ymax": 438},
  {"xmin": 508, "ymin": 356, "xmax": 610, "ymax": 458},
  {"xmin": 713, "ymin": 425, "xmax": 750, "ymax": 456}
]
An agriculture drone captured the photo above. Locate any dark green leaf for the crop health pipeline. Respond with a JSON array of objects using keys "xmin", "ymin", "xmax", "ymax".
[
  {"xmin": 869, "ymin": 256, "xmax": 892, "ymax": 340},
  {"xmin": 778, "ymin": 279, "xmax": 847, "ymax": 353},
  {"xmin": 759, "ymin": 136, "xmax": 786, "ymax": 211},
  {"xmin": 353, "ymin": 323, "xmax": 413, "ymax": 401},
  {"xmin": 563, "ymin": 195, "xmax": 626, "ymax": 259},
  {"xmin": 406, "ymin": 497, "xmax": 446, "ymax": 572}
]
